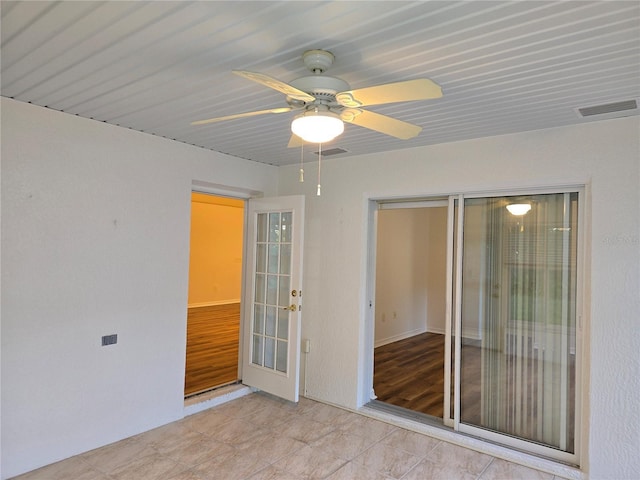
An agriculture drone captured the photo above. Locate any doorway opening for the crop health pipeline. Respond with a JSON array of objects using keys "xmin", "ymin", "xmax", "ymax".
[
  {"xmin": 185, "ymin": 193, "xmax": 245, "ymax": 397},
  {"xmin": 372, "ymin": 201, "xmax": 448, "ymax": 419}
]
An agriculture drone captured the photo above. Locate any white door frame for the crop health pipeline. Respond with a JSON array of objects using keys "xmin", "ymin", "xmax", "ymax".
[
  {"xmin": 190, "ymin": 181, "xmax": 258, "ymax": 383},
  {"xmin": 362, "ymin": 195, "xmax": 450, "ymax": 406},
  {"xmin": 186, "ymin": 184, "xmax": 307, "ymax": 404}
]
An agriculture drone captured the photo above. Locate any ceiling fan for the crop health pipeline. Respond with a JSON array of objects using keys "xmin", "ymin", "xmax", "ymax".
[{"xmin": 191, "ymin": 49, "xmax": 442, "ymax": 146}]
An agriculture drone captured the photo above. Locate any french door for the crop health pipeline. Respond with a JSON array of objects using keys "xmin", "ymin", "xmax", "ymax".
[
  {"xmin": 446, "ymin": 190, "xmax": 581, "ymax": 463},
  {"xmin": 241, "ymin": 195, "xmax": 305, "ymax": 403}
]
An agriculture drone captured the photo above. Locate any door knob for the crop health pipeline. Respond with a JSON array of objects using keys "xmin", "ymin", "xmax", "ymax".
[{"xmin": 282, "ymin": 304, "xmax": 297, "ymax": 312}]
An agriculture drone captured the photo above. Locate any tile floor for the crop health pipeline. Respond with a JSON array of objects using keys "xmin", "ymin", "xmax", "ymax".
[{"xmin": 14, "ymin": 393, "xmax": 567, "ymax": 480}]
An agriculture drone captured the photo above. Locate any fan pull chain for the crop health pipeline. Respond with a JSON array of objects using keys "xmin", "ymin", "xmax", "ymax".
[
  {"xmin": 317, "ymin": 143, "xmax": 322, "ymax": 196},
  {"xmin": 299, "ymin": 144, "xmax": 304, "ymax": 183}
]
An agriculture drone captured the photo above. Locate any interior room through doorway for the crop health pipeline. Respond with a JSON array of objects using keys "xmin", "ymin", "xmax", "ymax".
[
  {"xmin": 185, "ymin": 193, "xmax": 244, "ymax": 397},
  {"xmin": 373, "ymin": 203, "xmax": 448, "ymax": 418}
]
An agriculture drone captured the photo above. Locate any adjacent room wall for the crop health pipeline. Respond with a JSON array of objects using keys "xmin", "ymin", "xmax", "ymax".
[
  {"xmin": 0, "ymin": 98, "xmax": 278, "ymax": 479},
  {"xmin": 278, "ymin": 116, "xmax": 640, "ymax": 479},
  {"xmin": 188, "ymin": 193, "xmax": 244, "ymax": 307},
  {"xmin": 374, "ymin": 207, "xmax": 447, "ymax": 346},
  {"xmin": 424, "ymin": 207, "xmax": 447, "ymax": 334},
  {"xmin": 374, "ymin": 208, "xmax": 429, "ymax": 346}
]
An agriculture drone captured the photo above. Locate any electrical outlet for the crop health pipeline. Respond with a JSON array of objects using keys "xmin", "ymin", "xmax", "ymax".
[{"xmin": 101, "ymin": 334, "xmax": 118, "ymax": 346}]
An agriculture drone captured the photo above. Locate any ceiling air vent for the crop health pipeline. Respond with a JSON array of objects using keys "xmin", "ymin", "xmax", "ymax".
[
  {"xmin": 314, "ymin": 147, "xmax": 348, "ymax": 156},
  {"xmin": 577, "ymin": 99, "xmax": 638, "ymax": 117}
]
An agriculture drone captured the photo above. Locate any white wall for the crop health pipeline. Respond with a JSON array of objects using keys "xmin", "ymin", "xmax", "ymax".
[
  {"xmin": 278, "ymin": 117, "xmax": 640, "ymax": 479},
  {"xmin": 374, "ymin": 209, "xmax": 429, "ymax": 345},
  {"xmin": 424, "ymin": 207, "xmax": 447, "ymax": 334},
  {"xmin": 374, "ymin": 207, "xmax": 447, "ymax": 346},
  {"xmin": 0, "ymin": 98, "xmax": 278, "ymax": 479}
]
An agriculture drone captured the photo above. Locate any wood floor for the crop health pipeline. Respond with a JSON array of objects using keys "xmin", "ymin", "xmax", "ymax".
[
  {"xmin": 184, "ymin": 303, "xmax": 240, "ymax": 396},
  {"xmin": 374, "ymin": 332, "xmax": 446, "ymax": 417},
  {"xmin": 374, "ymin": 332, "xmax": 482, "ymax": 421}
]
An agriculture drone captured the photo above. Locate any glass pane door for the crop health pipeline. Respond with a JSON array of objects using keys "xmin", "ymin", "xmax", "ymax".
[
  {"xmin": 242, "ymin": 195, "xmax": 304, "ymax": 403},
  {"xmin": 458, "ymin": 193, "xmax": 578, "ymax": 458},
  {"xmin": 252, "ymin": 211, "xmax": 292, "ymax": 373}
]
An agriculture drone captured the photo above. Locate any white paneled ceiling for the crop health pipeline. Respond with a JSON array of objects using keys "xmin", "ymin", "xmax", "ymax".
[{"xmin": 2, "ymin": 1, "xmax": 639, "ymax": 166}]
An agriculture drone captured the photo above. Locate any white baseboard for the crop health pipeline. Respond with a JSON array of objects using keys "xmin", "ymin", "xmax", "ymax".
[
  {"xmin": 375, "ymin": 326, "xmax": 481, "ymax": 346},
  {"xmin": 374, "ymin": 327, "xmax": 427, "ymax": 348},
  {"xmin": 188, "ymin": 299, "xmax": 241, "ymax": 308},
  {"xmin": 428, "ymin": 326, "xmax": 482, "ymax": 341},
  {"xmin": 426, "ymin": 326, "xmax": 446, "ymax": 335},
  {"xmin": 462, "ymin": 327, "xmax": 482, "ymax": 341}
]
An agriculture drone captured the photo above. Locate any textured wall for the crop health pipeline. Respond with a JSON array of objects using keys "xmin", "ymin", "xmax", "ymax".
[{"xmin": 1, "ymin": 98, "xmax": 278, "ymax": 479}]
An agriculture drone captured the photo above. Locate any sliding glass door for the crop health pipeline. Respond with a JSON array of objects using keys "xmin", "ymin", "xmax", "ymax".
[
  {"xmin": 368, "ymin": 188, "xmax": 581, "ymax": 463},
  {"xmin": 455, "ymin": 192, "xmax": 580, "ymax": 462}
]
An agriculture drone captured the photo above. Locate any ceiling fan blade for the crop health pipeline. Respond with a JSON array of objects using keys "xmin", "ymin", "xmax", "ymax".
[
  {"xmin": 336, "ymin": 78, "xmax": 442, "ymax": 108},
  {"xmin": 342, "ymin": 109, "xmax": 422, "ymax": 139},
  {"xmin": 191, "ymin": 107, "xmax": 291, "ymax": 126},
  {"xmin": 233, "ymin": 70, "xmax": 315, "ymax": 103},
  {"xmin": 288, "ymin": 134, "xmax": 304, "ymax": 148}
]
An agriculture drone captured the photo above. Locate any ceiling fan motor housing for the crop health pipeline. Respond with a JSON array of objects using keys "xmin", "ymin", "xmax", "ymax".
[{"xmin": 288, "ymin": 75, "xmax": 350, "ymax": 107}]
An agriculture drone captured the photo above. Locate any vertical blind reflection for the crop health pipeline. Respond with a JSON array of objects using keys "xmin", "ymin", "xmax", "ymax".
[{"xmin": 460, "ymin": 193, "xmax": 577, "ymax": 453}]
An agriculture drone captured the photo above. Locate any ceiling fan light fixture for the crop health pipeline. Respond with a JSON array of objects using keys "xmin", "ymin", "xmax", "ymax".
[
  {"xmin": 506, "ymin": 203, "xmax": 532, "ymax": 216},
  {"xmin": 291, "ymin": 110, "xmax": 344, "ymax": 144}
]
